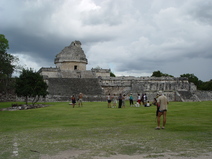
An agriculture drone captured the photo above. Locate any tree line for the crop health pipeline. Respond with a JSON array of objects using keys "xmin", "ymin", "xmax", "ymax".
[{"xmin": 0, "ymin": 34, "xmax": 211, "ymax": 105}]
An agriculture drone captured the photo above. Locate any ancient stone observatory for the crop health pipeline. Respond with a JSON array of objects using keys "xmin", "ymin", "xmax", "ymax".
[
  {"xmin": 39, "ymin": 41, "xmax": 110, "ymax": 78},
  {"xmin": 38, "ymin": 41, "xmax": 110, "ymax": 101},
  {"xmin": 55, "ymin": 40, "xmax": 87, "ymax": 71},
  {"xmin": 38, "ymin": 40, "xmax": 210, "ymax": 102}
]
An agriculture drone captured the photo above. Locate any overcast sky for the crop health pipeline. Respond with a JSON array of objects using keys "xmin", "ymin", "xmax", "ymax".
[{"xmin": 1, "ymin": 0, "xmax": 212, "ymax": 81}]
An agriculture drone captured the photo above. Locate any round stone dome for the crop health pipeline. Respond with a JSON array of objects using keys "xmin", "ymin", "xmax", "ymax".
[
  {"xmin": 54, "ymin": 41, "xmax": 88, "ymax": 64},
  {"xmin": 54, "ymin": 41, "xmax": 88, "ymax": 71}
]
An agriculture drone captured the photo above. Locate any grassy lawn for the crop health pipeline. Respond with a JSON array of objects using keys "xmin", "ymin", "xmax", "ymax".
[{"xmin": 0, "ymin": 101, "xmax": 211, "ymax": 159}]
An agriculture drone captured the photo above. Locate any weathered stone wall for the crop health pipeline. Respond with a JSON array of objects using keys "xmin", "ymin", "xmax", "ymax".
[
  {"xmin": 57, "ymin": 61, "xmax": 86, "ymax": 71},
  {"xmin": 94, "ymin": 76, "xmax": 202, "ymax": 102},
  {"xmin": 39, "ymin": 67, "xmax": 59, "ymax": 78},
  {"xmin": 100, "ymin": 76, "xmax": 196, "ymax": 94},
  {"xmin": 45, "ymin": 78, "xmax": 103, "ymax": 101},
  {"xmin": 39, "ymin": 68, "xmax": 112, "ymax": 78},
  {"xmin": 80, "ymin": 71, "xmax": 96, "ymax": 78},
  {"xmin": 193, "ymin": 90, "xmax": 212, "ymax": 101},
  {"xmin": 91, "ymin": 68, "xmax": 110, "ymax": 77},
  {"xmin": 56, "ymin": 70, "xmax": 95, "ymax": 78},
  {"xmin": 0, "ymin": 93, "xmax": 16, "ymax": 102},
  {"xmin": 175, "ymin": 90, "xmax": 212, "ymax": 102},
  {"xmin": 2, "ymin": 76, "xmax": 210, "ymax": 103}
]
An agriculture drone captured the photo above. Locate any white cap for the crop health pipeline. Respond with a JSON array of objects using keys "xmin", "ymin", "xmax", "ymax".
[{"xmin": 158, "ymin": 91, "xmax": 163, "ymax": 95}]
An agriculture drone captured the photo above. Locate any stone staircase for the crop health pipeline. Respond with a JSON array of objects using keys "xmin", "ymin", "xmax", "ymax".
[
  {"xmin": 176, "ymin": 91, "xmax": 201, "ymax": 102},
  {"xmin": 47, "ymin": 78, "xmax": 103, "ymax": 101}
]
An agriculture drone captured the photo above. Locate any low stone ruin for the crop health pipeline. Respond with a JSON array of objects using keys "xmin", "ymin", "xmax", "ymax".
[{"xmin": 0, "ymin": 103, "xmax": 50, "ymax": 111}]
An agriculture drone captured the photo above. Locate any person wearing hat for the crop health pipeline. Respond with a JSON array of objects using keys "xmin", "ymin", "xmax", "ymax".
[{"xmin": 155, "ymin": 91, "xmax": 169, "ymax": 130}]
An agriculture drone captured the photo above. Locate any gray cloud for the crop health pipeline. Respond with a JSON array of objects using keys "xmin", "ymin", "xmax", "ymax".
[{"xmin": 0, "ymin": 0, "xmax": 211, "ymax": 81}]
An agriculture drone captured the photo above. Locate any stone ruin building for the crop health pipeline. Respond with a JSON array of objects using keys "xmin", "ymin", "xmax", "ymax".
[{"xmin": 38, "ymin": 41, "xmax": 212, "ymax": 102}]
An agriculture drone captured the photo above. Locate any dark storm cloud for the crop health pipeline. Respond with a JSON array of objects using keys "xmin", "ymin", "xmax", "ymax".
[
  {"xmin": 3, "ymin": 29, "xmax": 65, "ymax": 62},
  {"xmin": 0, "ymin": 0, "xmax": 212, "ymax": 81},
  {"xmin": 186, "ymin": 0, "xmax": 212, "ymax": 25}
]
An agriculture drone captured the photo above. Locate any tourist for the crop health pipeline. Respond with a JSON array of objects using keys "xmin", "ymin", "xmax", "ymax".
[
  {"xmin": 129, "ymin": 93, "xmax": 134, "ymax": 106},
  {"xmin": 112, "ymin": 94, "xmax": 117, "ymax": 108},
  {"xmin": 107, "ymin": 93, "xmax": 112, "ymax": 108},
  {"xmin": 143, "ymin": 93, "xmax": 148, "ymax": 105},
  {"xmin": 122, "ymin": 94, "xmax": 126, "ymax": 108},
  {"xmin": 137, "ymin": 94, "xmax": 141, "ymax": 105},
  {"xmin": 155, "ymin": 91, "xmax": 169, "ymax": 130},
  {"xmin": 71, "ymin": 95, "xmax": 76, "ymax": 108},
  {"xmin": 141, "ymin": 94, "xmax": 144, "ymax": 105},
  {"xmin": 118, "ymin": 93, "xmax": 123, "ymax": 108},
  {"xmin": 145, "ymin": 101, "xmax": 151, "ymax": 107},
  {"xmin": 78, "ymin": 93, "xmax": 83, "ymax": 107},
  {"xmin": 152, "ymin": 97, "xmax": 159, "ymax": 117},
  {"xmin": 152, "ymin": 97, "xmax": 157, "ymax": 106}
]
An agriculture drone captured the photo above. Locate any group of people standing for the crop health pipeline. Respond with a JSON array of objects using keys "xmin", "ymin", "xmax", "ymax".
[
  {"xmin": 107, "ymin": 93, "xmax": 127, "ymax": 108},
  {"xmin": 70, "ymin": 91, "xmax": 169, "ymax": 130},
  {"xmin": 70, "ymin": 93, "xmax": 83, "ymax": 108},
  {"xmin": 107, "ymin": 93, "xmax": 149, "ymax": 108},
  {"xmin": 107, "ymin": 91, "xmax": 169, "ymax": 130},
  {"xmin": 135, "ymin": 93, "xmax": 148, "ymax": 106}
]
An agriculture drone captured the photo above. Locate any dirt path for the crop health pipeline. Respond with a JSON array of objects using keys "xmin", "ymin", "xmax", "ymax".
[{"xmin": 40, "ymin": 150, "xmax": 212, "ymax": 159}]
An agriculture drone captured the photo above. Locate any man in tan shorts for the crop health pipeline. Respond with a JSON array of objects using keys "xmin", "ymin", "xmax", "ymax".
[
  {"xmin": 78, "ymin": 93, "xmax": 83, "ymax": 107},
  {"xmin": 155, "ymin": 91, "xmax": 169, "ymax": 130}
]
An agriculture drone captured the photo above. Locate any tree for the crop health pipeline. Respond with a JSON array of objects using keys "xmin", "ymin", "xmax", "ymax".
[
  {"xmin": 179, "ymin": 73, "xmax": 212, "ymax": 90},
  {"xmin": 180, "ymin": 73, "xmax": 201, "ymax": 88},
  {"xmin": 201, "ymin": 80, "xmax": 212, "ymax": 90},
  {"xmin": 151, "ymin": 70, "xmax": 173, "ymax": 77},
  {"xmin": 110, "ymin": 71, "xmax": 116, "ymax": 77},
  {"xmin": 15, "ymin": 68, "xmax": 48, "ymax": 105},
  {"xmin": 0, "ymin": 34, "xmax": 9, "ymax": 52},
  {"xmin": 180, "ymin": 73, "xmax": 198, "ymax": 84},
  {"xmin": 0, "ymin": 34, "xmax": 18, "ymax": 96},
  {"xmin": 151, "ymin": 70, "xmax": 162, "ymax": 77}
]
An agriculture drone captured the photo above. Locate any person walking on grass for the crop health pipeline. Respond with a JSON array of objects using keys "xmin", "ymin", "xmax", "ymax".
[
  {"xmin": 71, "ymin": 95, "xmax": 76, "ymax": 108},
  {"xmin": 107, "ymin": 93, "xmax": 112, "ymax": 108},
  {"xmin": 155, "ymin": 91, "xmax": 169, "ymax": 130},
  {"xmin": 78, "ymin": 93, "xmax": 83, "ymax": 107},
  {"xmin": 137, "ymin": 93, "xmax": 141, "ymax": 106},
  {"xmin": 122, "ymin": 94, "xmax": 126, "ymax": 108},
  {"xmin": 118, "ymin": 93, "xmax": 123, "ymax": 108},
  {"xmin": 129, "ymin": 93, "xmax": 134, "ymax": 106},
  {"xmin": 112, "ymin": 94, "xmax": 117, "ymax": 108}
]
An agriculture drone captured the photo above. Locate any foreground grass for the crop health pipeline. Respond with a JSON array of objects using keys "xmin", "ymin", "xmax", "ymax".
[{"xmin": 0, "ymin": 101, "xmax": 211, "ymax": 159}]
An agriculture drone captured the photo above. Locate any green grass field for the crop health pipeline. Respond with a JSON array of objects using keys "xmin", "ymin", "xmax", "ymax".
[{"xmin": 0, "ymin": 101, "xmax": 211, "ymax": 159}]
